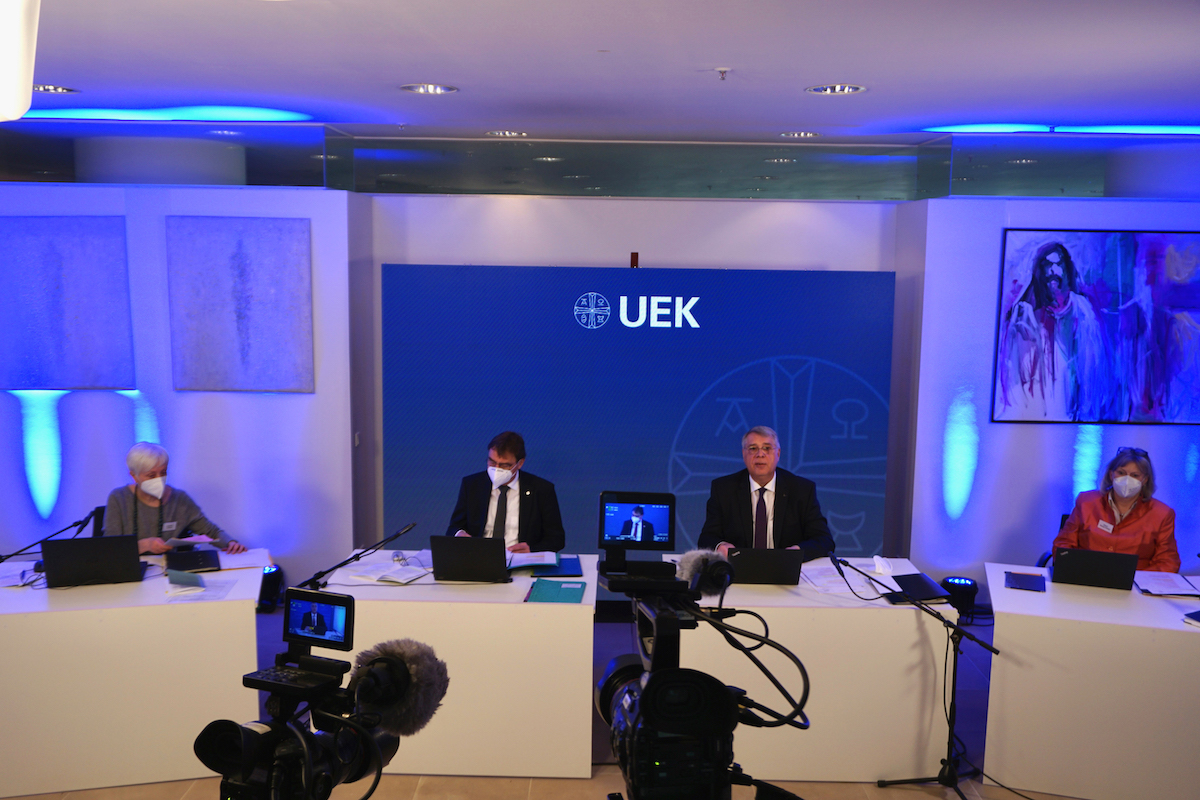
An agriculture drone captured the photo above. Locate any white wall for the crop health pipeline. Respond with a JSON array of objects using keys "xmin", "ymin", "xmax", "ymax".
[
  {"xmin": 0, "ymin": 184, "xmax": 354, "ymax": 585},
  {"xmin": 911, "ymin": 197, "xmax": 1200, "ymax": 590}
]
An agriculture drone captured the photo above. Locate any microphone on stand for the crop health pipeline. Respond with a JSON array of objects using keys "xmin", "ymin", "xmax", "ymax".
[
  {"xmin": 0, "ymin": 507, "xmax": 101, "ymax": 563},
  {"xmin": 300, "ymin": 523, "xmax": 417, "ymax": 588}
]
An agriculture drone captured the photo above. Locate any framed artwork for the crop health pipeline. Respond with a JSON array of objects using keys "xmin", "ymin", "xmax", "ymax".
[{"xmin": 993, "ymin": 228, "xmax": 1200, "ymax": 424}]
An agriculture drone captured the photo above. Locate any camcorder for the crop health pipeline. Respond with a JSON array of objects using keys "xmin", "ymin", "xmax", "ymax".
[
  {"xmin": 596, "ymin": 549, "xmax": 810, "ymax": 800},
  {"xmin": 195, "ymin": 587, "xmax": 448, "ymax": 800}
]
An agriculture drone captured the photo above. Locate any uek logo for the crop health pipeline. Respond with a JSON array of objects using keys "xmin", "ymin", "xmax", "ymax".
[{"xmin": 573, "ymin": 293, "xmax": 699, "ymax": 329}]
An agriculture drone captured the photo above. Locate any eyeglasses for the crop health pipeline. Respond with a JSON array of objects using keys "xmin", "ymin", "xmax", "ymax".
[
  {"xmin": 743, "ymin": 445, "xmax": 776, "ymax": 455},
  {"xmin": 1116, "ymin": 446, "xmax": 1149, "ymax": 459}
]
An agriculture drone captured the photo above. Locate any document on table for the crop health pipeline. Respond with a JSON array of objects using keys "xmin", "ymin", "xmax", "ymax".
[
  {"xmin": 345, "ymin": 562, "xmax": 431, "ymax": 585},
  {"xmin": 802, "ymin": 562, "xmax": 883, "ymax": 595},
  {"xmin": 166, "ymin": 578, "xmax": 236, "ymax": 602},
  {"xmin": 219, "ymin": 548, "xmax": 273, "ymax": 570},
  {"xmin": 507, "ymin": 551, "xmax": 558, "ymax": 569},
  {"xmin": 1134, "ymin": 571, "xmax": 1200, "ymax": 596}
]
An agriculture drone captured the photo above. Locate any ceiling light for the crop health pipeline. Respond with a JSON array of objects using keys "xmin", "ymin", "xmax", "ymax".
[
  {"xmin": 927, "ymin": 124, "xmax": 1052, "ymax": 133},
  {"xmin": 2, "ymin": 0, "xmax": 41, "ymax": 122},
  {"xmin": 754, "ymin": 176, "xmax": 775, "ymax": 180},
  {"xmin": 486, "ymin": 130, "xmax": 526, "ymax": 137},
  {"xmin": 1056, "ymin": 125, "xmax": 1200, "ymax": 135},
  {"xmin": 805, "ymin": 84, "xmax": 865, "ymax": 95},
  {"xmin": 534, "ymin": 156, "xmax": 563, "ymax": 162},
  {"xmin": 562, "ymin": 175, "xmax": 589, "ymax": 179},
  {"xmin": 210, "ymin": 130, "xmax": 241, "ymax": 136},
  {"xmin": 33, "ymin": 84, "xmax": 77, "ymax": 94},
  {"xmin": 401, "ymin": 84, "xmax": 458, "ymax": 95},
  {"xmin": 765, "ymin": 157, "xmax": 795, "ymax": 163},
  {"xmin": 780, "ymin": 131, "xmax": 820, "ymax": 138},
  {"xmin": 1007, "ymin": 159, "xmax": 1038, "ymax": 165}
]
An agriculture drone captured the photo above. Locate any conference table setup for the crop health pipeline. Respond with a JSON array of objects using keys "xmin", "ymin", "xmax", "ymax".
[
  {"xmin": 323, "ymin": 549, "xmax": 600, "ymax": 779},
  {"xmin": 983, "ymin": 561, "xmax": 1200, "ymax": 800},
  {"xmin": 0, "ymin": 551, "xmax": 268, "ymax": 798}
]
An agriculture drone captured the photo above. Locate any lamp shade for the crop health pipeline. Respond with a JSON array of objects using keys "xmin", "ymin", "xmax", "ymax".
[{"xmin": 0, "ymin": 0, "xmax": 41, "ymax": 122}]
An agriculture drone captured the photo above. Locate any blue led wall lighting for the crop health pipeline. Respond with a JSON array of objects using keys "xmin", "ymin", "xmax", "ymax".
[
  {"xmin": 115, "ymin": 390, "xmax": 161, "ymax": 444},
  {"xmin": 943, "ymin": 388, "xmax": 979, "ymax": 520},
  {"xmin": 1073, "ymin": 425, "xmax": 1103, "ymax": 497},
  {"xmin": 9, "ymin": 390, "xmax": 69, "ymax": 518},
  {"xmin": 23, "ymin": 106, "xmax": 312, "ymax": 122},
  {"xmin": 1186, "ymin": 444, "xmax": 1199, "ymax": 483}
]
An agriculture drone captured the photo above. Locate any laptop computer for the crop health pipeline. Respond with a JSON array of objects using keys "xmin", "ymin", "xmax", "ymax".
[
  {"xmin": 1051, "ymin": 547, "xmax": 1137, "ymax": 590},
  {"xmin": 42, "ymin": 535, "xmax": 147, "ymax": 588},
  {"xmin": 728, "ymin": 548, "xmax": 803, "ymax": 585},
  {"xmin": 430, "ymin": 536, "xmax": 512, "ymax": 583}
]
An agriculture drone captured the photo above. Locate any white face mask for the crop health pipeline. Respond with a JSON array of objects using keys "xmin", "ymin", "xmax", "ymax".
[
  {"xmin": 1112, "ymin": 475, "xmax": 1142, "ymax": 499},
  {"xmin": 487, "ymin": 466, "xmax": 515, "ymax": 488},
  {"xmin": 140, "ymin": 476, "xmax": 166, "ymax": 499}
]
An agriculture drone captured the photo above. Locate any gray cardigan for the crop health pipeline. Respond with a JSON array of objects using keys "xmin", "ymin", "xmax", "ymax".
[{"xmin": 103, "ymin": 486, "xmax": 233, "ymax": 549}]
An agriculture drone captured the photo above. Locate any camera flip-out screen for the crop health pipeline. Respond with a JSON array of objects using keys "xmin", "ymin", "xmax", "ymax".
[{"xmin": 282, "ymin": 587, "xmax": 354, "ymax": 652}]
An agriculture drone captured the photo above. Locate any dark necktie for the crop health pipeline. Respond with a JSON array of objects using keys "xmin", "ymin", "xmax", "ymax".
[
  {"xmin": 492, "ymin": 485, "xmax": 509, "ymax": 541},
  {"xmin": 754, "ymin": 487, "xmax": 768, "ymax": 548}
]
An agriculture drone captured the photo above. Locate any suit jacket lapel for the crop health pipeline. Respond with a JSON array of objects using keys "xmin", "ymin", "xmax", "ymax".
[{"xmin": 518, "ymin": 479, "xmax": 533, "ymax": 540}]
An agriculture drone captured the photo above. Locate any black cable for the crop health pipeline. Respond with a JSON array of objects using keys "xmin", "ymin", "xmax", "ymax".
[{"xmin": 686, "ymin": 603, "xmax": 810, "ymax": 729}]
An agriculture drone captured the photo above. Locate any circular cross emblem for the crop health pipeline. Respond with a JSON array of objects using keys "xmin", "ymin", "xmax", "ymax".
[{"xmin": 573, "ymin": 292, "xmax": 611, "ymax": 329}]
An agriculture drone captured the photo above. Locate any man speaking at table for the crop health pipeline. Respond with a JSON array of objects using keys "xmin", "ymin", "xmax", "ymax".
[
  {"xmin": 447, "ymin": 431, "xmax": 565, "ymax": 553},
  {"xmin": 698, "ymin": 426, "xmax": 834, "ymax": 561}
]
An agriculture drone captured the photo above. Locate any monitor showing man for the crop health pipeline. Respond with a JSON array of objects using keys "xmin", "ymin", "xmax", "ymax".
[
  {"xmin": 697, "ymin": 426, "xmax": 834, "ymax": 561},
  {"xmin": 446, "ymin": 431, "xmax": 566, "ymax": 553}
]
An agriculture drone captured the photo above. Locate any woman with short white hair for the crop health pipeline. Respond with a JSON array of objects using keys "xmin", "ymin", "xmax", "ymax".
[{"xmin": 103, "ymin": 442, "xmax": 247, "ymax": 555}]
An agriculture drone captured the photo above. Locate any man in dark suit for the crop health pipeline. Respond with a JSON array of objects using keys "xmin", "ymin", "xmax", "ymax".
[
  {"xmin": 698, "ymin": 425, "xmax": 833, "ymax": 562},
  {"xmin": 446, "ymin": 431, "xmax": 565, "ymax": 553},
  {"xmin": 301, "ymin": 602, "xmax": 327, "ymax": 636},
  {"xmin": 618, "ymin": 506, "xmax": 655, "ymax": 542}
]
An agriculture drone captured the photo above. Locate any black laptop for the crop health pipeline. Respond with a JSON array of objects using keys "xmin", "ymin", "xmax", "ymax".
[
  {"xmin": 42, "ymin": 535, "xmax": 147, "ymax": 588},
  {"xmin": 728, "ymin": 548, "xmax": 803, "ymax": 585},
  {"xmin": 430, "ymin": 536, "xmax": 512, "ymax": 583},
  {"xmin": 1051, "ymin": 547, "xmax": 1138, "ymax": 590}
]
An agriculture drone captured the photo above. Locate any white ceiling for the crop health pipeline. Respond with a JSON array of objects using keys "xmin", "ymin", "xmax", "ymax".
[{"xmin": 27, "ymin": 0, "xmax": 1200, "ymax": 141}]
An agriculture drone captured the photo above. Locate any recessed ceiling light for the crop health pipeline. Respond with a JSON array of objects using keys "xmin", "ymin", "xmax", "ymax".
[
  {"xmin": 765, "ymin": 157, "xmax": 796, "ymax": 163},
  {"xmin": 486, "ymin": 130, "xmax": 526, "ymax": 137},
  {"xmin": 585, "ymin": 187, "xmax": 603, "ymax": 191},
  {"xmin": 780, "ymin": 131, "xmax": 820, "ymax": 138},
  {"xmin": 32, "ymin": 84, "xmax": 79, "ymax": 94},
  {"xmin": 210, "ymin": 130, "xmax": 241, "ymax": 136},
  {"xmin": 534, "ymin": 157, "xmax": 563, "ymax": 162},
  {"xmin": 562, "ymin": 175, "xmax": 589, "ymax": 179},
  {"xmin": 754, "ymin": 176, "xmax": 775, "ymax": 180},
  {"xmin": 805, "ymin": 84, "xmax": 865, "ymax": 95},
  {"xmin": 401, "ymin": 84, "xmax": 458, "ymax": 94},
  {"xmin": 1007, "ymin": 159, "xmax": 1038, "ymax": 165}
]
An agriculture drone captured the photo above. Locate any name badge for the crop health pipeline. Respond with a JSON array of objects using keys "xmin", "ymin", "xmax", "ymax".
[
  {"xmin": 162, "ymin": 521, "xmax": 178, "ymax": 532},
  {"xmin": 1097, "ymin": 520, "xmax": 1114, "ymax": 533}
]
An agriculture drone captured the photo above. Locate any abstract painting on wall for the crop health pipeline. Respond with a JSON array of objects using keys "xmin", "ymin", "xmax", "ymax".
[
  {"xmin": 0, "ymin": 216, "xmax": 134, "ymax": 389},
  {"xmin": 166, "ymin": 216, "xmax": 314, "ymax": 392},
  {"xmin": 993, "ymin": 228, "xmax": 1200, "ymax": 423}
]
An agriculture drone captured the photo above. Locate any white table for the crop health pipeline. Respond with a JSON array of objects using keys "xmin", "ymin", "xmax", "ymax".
[
  {"xmin": 673, "ymin": 557, "xmax": 956, "ymax": 782},
  {"xmin": 327, "ymin": 551, "xmax": 598, "ymax": 779},
  {"xmin": 984, "ymin": 562, "xmax": 1200, "ymax": 800},
  {"xmin": 0, "ymin": 562, "xmax": 263, "ymax": 798}
]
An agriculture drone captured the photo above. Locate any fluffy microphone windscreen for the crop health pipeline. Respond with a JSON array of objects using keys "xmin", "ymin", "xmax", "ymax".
[{"xmin": 349, "ymin": 638, "xmax": 449, "ymax": 737}]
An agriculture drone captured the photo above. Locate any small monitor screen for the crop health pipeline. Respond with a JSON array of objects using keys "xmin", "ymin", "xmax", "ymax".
[
  {"xmin": 598, "ymin": 491, "xmax": 675, "ymax": 551},
  {"xmin": 282, "ymin": 588, "xmax": 354, "ymax": 652}
]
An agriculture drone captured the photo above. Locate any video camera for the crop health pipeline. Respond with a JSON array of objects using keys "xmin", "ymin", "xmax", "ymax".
[
  {"xmin": 596, "ymin": 541, "xmax": 810, "ymax": 800},
  {"xmin": 195, "ymin": 587, "xmax": 449, "ymax": 800}
]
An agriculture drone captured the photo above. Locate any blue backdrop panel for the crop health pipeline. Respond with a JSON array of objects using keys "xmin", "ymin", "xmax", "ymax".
[
  {"xmin": 382, "ymin": 265, "xmax": 894, "ymax": 556},
  {"xmin": 0, "ymin": 216, "xmax": 133, "ymax": 389},
  {"xmin": 166, "ymin": 216, "xmax": 314, "ymax": 392}
]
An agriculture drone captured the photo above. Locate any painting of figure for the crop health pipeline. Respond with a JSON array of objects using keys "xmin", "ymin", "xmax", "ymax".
[{"xmin": 993, "ymin": 229, "xmax": 1200, "ymax": 424}]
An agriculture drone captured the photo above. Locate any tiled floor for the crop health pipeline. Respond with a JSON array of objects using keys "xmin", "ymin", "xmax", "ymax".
[{"xmin": 13, "ymin": 613, "xmax": 1079, "ymax": 800}]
